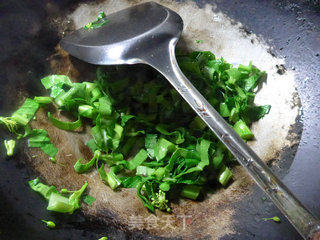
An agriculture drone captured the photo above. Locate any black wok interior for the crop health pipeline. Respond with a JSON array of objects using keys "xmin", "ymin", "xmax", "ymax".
[{"xmin": 0, "ymin": 0, "xmax": 319, "ymax": 239}]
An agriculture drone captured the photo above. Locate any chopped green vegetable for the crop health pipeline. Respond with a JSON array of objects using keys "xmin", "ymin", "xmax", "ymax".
[
  {"xmin": 180, "ymin": 184, "xmax": 202, "ymax": 200},
  {"xmin": 74, "ymin": 150, "xmax": 101, "ymax": 173},
  {"xmin": 34, "ymin": 96, "xmax": 52, "ymax": 105},
  {"xmin": 233, "ymin": 119, "xmax": 254, "ymax": 140},
  {"xmin": 126, "ymin": 149, "xmax": 148, "ymax": 170},
  {"xmin": 47, "ymin": 192, "xmax": 75, "ymax": 213},
  {"xmin": 29, "ymin": 178, "xmax": 58, "ymax": 201},
  {"xmin": 261, "ymin": 196, "xmax": 267, "ymax": 202},
  {"xmin": 2, "ymin": 49, "xmax": 269, "ymax": 213},
  {"xmin": 11, "ymin": 98, "xmax": 39, "ymax": 126},
  {"xmin": 25, "ymin": 129, "xmax": 58, "ymax": 158},
  {"xmin": 48, "ymin": 112, "xmax": 81, "ymax": 131},
  {"xmin": 195, "ymin": 40, "xmax": 203, "ymax": 44},
  {"xmin": 41, "ymin": 75, "xmax": 73, "ymax": 91},
  {"xmin": 83, "ymin": 194, "xmax": 96, "ymax": 205},
  {"xmin": 0, "ymin": 98, "xmax": 39, "ymax": 133},
  {"xmin": 218, "ymin": 166, "xmax": 233, "ymax": 186},
  {"xmin": 29, "ymin": 178, "xmax": 87, "ymax": 214},
  {"xmin": 84, "ymin": 11, "xmax": 109, "ymax": 29},
  {"xmin": 262, "ymin": 216, "xmax": 281, "ymax": 223},
  {"xmin": 41, "ymin": 220, "xmax": 56, "ymax": 229},
  {"xmin": 4, "ymin": 140, "xmax": 15, "ymax": 156}
]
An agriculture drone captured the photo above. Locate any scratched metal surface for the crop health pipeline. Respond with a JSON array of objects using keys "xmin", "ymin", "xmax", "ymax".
[{"xmin": 0, "ymin": 0, "xmax": 319, "ymax": 240}]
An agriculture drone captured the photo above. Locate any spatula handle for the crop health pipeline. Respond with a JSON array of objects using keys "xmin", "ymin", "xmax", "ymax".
[{"xmin": 145, "ymin": 38, "xmax": 320, "ymax": 239}]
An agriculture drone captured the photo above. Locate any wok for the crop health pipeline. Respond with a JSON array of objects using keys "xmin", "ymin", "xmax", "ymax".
[{"xmin": 0, "ymin": 0, "xmax": 320, "ymax": 239}]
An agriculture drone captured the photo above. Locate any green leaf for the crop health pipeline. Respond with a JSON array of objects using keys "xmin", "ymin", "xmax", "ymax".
[
  {"xmin": 41, "ymin": 75, "xmax": 73, "ymax": 90},
  {"xmin": 78, "ymin": 105, "xmax": 96, "ymax": 119},
  {"xmin": 242, "ymin": 105, "xmax": 271, "ymax": 124},
  {"xmin": 145, "ymin": 134, "xmax": 158, "ymax": 159},
  {"xmin": 126, "ymin": 149, "xmax": 148, "ymax": 170},
  {"xmin": 47, "ymin": 192, "xmax": 74, "ymax": 213},
  {"xmin": 11, "ymin": 98, "xmax": 39, "ymax": 126},
  {"xmin": 154, "ymin": 138, "xmax": 175, "ymax": 161},
  {"xmin": 83, "ymin": 194, "xmax": 96, "ymax": 205},
  {"xmin": 136, "ymin": 180, "xmax": 155, "ymax": 213},
  {"xmin": 30, "ymin": 180, "xmax": 89, "ymax": 214},
  {"xmin": 121, "ymin": 176, "xmax": 142, "ymax": 188},
  {"xmin": 48, "ymin": 112, "xmax": 82, "ymax": 131},
  {"xmin": 26, "ymin": 129, "xmax": 58, "ymax": 158},
  {"xmin": 120, "ymin": 114, "xmax": 134, "ymax": 127},
  {"xmin": 34, "ymin": 96, "xmax": 52, "ymax": 105},
  {"xmin": 68, "ymin": 181, "xmax": 88, "ymax": 211},
  {"xmin": 218, "ymin": 166, "xmax": 233, "ymax": 186},
  {"xmin": 98, "ymin": 96, "xmax": 113, "ymax": 116},
  {"xmin": 174, "ymin": 139, "xmax": 211, "ymax": 178},
  {"xmin": 29, "ymin": 178, "xmax": 58, "ymax": 201},
  {"xmin": 155, "ymin": 124, "xmax": 185, "ymax": 144},
  {"xmin": 136, "ymin": 166, "xmax": 155, "ymax": 177},
  {"xmin": 74, "ymin": 150, "xmax": 101, "ymax": 173}
]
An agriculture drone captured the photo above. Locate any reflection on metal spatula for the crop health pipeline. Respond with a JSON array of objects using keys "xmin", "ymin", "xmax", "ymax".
[{"xmin": 61, "ymin": 2, "xmax": 320, "ymax": 239}]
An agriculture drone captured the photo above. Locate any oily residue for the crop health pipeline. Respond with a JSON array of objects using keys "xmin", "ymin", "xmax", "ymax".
[{"xmin": 25, "ymin": 0, "xmax": 301, "ymax": 239}]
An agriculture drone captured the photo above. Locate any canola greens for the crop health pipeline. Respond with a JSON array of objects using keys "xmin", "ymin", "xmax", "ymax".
[
  {"xmin": 38, "ymin": 51, "xmax": 269, "ymax": 212},
  {"xmin": 0, "ymin": 50, "xmax": 270, "ymax": 213},
  {"xmin": 29, "ymin": 178, "xmax": 87, "ymax": 214}
]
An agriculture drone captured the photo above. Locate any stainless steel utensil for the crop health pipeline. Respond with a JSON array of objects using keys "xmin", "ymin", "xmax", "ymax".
[{"xmin": 61, "ymin": 2, "xmax": 320, "ymax": 239}]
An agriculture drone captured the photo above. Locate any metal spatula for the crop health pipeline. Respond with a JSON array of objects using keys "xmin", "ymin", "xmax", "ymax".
[{"xmin": 61, "ymin": 2, "xmax": 320, "ymax": 239}]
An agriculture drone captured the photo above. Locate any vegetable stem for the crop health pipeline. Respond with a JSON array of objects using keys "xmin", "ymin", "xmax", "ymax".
[
  {"xmin": 4, "ymin": 139, "xmax": 15, "ymax": 156},
  {"xmin": 181, "ymin": 185, "xmax": 202, "ymax": 200}
]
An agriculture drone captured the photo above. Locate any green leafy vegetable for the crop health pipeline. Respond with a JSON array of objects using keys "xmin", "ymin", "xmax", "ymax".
[
  {"xmin": 25, "ymin": 129, "xmax": 58, "ymax": 158},
  {"xmin": 84, "ymin": 11, "xmax": 109, "ymax": 29},
  {"xmin": 218, "ymin": 166, "xmax": 233, "ymax": 186},
  {"xmin": 34, "ymin": 96, "xmax": 52, "ymax": 105},
  {"xmin": 24, "ymin": 49, "xmax": 270, "ymax": 213},
  {"xmin": 29, "ymin": 178, "xmax": 88, "ymax": 214},
  {"xmin": 48, "ymin": 112, "xmax": 81, "ymax": 131},
  {"xmin": 233, "ymin": 119, "xmax": 254, "ymax": 140},
  {"xmin": 11, "ymin": 98, "xmax": 39, "ymax": 126},
  {"xmin": 29, "ymin": 178, "xmax": 58, "ymax": 201},
  {"xmin": 4, "ymin": 139, "xmax": 15, "ymax": 156},
  {"xmin": 74, "ymin": 150, "xmax": 101, "ymax": 173},
  {"xmin": 180, "ymin": 184, "xmax": 202, "ymax": 200},
  {"xmin": 83, "ymin": 194, "xmax": 96, "ymax": 205},
  {"xmin": 126, "ymin": 149, "xmax": 148, "ymax": 170},
  {"xmin": 0, "ymin": 98, "xmax": 39, "ymax": 133},
  {"xmin": 41, "ymin": 220, "xmax": 56, "ymax": 229},
  {"xmin": 41, "ymin": 75, "xmax": 73, "ymax": 91}
]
